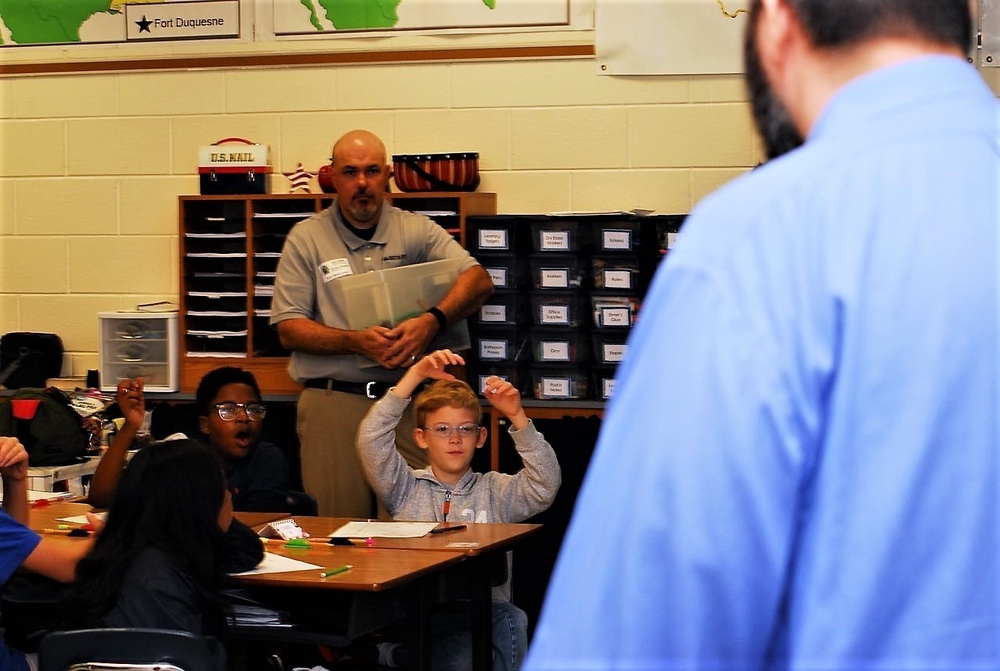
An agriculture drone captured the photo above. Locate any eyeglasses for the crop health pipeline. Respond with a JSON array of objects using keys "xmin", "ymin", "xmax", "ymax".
[
  {"xmin": 212, "ymin": 402, "xmax": 267, "ymax": 421},
  {"xmin": 422, "ymin": 423, "xmax": 481, "ymax": 439}
]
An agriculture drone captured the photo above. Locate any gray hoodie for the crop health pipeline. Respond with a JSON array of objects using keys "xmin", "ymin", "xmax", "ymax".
[{"xmin": 356, "ymin": 390, "xmax": 562, "ymax": 599}]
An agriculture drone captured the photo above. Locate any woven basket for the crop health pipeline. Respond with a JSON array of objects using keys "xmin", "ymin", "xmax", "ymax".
[{"xmin": 392, "ymin": 152, "xmax": 480, "ymax": 192}]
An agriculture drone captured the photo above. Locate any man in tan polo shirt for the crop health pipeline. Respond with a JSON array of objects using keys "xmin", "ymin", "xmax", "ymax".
[{"xmin": 270, "ymin": 129, "xmax": 494, "ymax": 518}]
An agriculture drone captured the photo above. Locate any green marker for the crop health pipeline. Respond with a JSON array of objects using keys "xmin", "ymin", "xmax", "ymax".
[{"xmin": 319, "ymin": 564, "xmax": 353, "ymax": 578}]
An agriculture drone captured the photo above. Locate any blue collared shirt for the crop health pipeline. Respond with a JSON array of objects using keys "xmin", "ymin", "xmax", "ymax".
[{"xmin": 527, "ymin": 56, "xmax": 1000, "ymax": 670}]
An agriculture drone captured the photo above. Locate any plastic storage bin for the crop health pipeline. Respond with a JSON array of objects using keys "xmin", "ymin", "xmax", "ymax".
[
  {"xmin": 531, "ymin": 365, "xmax": 591, "ymax": 400},
  {"xmin": 530, "ymin": 254, "xmax": 588, "ymax": 290},
  {"xmin": 99, "ymin": 312, "xmax": 179, "ymax": 392},
  {"xmin": 593, "ymin": 365, "xmax": 620, "ymax": 401},
  {"xmin": 466, "ymin": 362, "xmax": 531, "ymax": 398},
  {"xmin": 591, "ymin": 294, "xmax": 640, "ymax": 329},
  {"xmin": 529, "ymin": 218, "xmax": 593, "ymax": 254},
  {"xmin": 470, "ymin": 326, "xmax": 531, "ymax": 364},
  {"xmin": 478, "ymin": 254, "xmax": 531, "ymax": 290},
  {"xmin": 592, "ymin": 331, "xmax": 629, "ymax": 365},
  {"xmin": 530, "ymin": 291, "xmax": 590, "ymax": 328},
  {"xmin": 593, "ymin": 216, "xmax": 642, "ymax": 253},
  {"xmin": 591, "ymin": 256, "xmax": 640, "ymax": 291},
  {"xmin": 466, "ymin": 215, "xmax": 540, "ymax": 255},
  {"xmin": 471, "ymin": 290, "xmax": 530, "ymax": 327},
  {"xmin": 531, "ymin": 328, "xmax": 592, "ymax": 363}
]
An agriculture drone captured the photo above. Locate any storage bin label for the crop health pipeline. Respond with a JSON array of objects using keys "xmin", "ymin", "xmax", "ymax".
[
  {"xmin": 486, "ymin": 267, "xmax": 508, "ymax": 287},
  {"xmin": 540, "ymin": 231, "xmax": 570, "ymax": 251},
  {"xmin": 603, "ymin": 377, "xmax": 616, "ymax": 399},
  {"xmin": 540, "ymin": 305, "xmax": 570, "ymax": 325},
  {"xmin": 603, "ymin": 342, "xmax": 627, "ymax": 363},
  {"xmin": 541, "ymin": 269, "xmax": 569, "ymax": 288},
  {"xmin": 479, "ymin": 229, "xmax": 509, "ymax": 250},
  {"xmin": 600, "ymin": 306, "xmax": 632, "ymax": 327},
  {"xmin": 603, "ymin": 269, "xmax": 633, "ymax": 290},
  {"xmin": 541, "ymin": 377, "xmax": 571, "ymax": 398},
  {"xmin": 480, "ymin": 304, "xmax": 508, "ymax": 323},
  {"xmin": 539, "ymin": 341, "xmax": 570, "ymax": 361},
  {"xmin": 603, "ymin": 229, "xmax": 632, "ymax": 250},
  {"xmin": 479, "ymin": 339, "xmax": 509, "ymax": 360}
]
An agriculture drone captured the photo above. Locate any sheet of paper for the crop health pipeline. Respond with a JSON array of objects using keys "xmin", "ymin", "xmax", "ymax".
[
  {"xmin": 58, "ymin": 511, "xmax": 108, "ymax": 524},
  {"xmin": 331, "ymin": 521, "xmax": 438, "ymax": 538},
  {"xmin": 230, "ymin": 551, "xmax": 322, "ymax": 576}
]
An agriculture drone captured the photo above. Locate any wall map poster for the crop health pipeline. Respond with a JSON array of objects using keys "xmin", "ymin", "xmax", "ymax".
[
  {"xmin": 272, "ymin": 0, "xmax": 571, "ymax": 34},
  {"xmin": 0, "ymin": 0, "xmax": 245, "ymax": 46}
]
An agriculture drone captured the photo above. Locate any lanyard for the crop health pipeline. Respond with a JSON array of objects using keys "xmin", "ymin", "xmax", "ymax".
[{"xmin": 443, "ymin": 490, "xmax": 451, "ymax": 522}]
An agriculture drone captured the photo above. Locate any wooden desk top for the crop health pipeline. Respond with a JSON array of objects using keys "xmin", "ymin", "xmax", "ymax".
[
  {"xmin": 27, "ymin": 501, "xmax": 94, "ymax": 531},
  {"xmin": 278, "ymin": 516, "xmax": 542, "ymax": 557},
  {"xmin": 233, "ymin": 544, "xmax": 465, "ymax": 592}
]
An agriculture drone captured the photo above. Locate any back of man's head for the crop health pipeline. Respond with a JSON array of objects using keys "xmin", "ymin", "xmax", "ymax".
[{"xmin": 769, "ymin": 0, "xmax": 972, "ymax": 53}]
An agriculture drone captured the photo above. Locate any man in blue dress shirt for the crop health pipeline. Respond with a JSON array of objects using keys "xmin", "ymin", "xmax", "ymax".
[{"xmin": 526, "ymin": 0, "xmax": 1000, "ymax": 669}]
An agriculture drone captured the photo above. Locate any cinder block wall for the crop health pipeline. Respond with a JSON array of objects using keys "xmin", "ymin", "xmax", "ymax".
[{"xmin": 1, "ymin": 57, "xmax": 998, "ymax": 374}]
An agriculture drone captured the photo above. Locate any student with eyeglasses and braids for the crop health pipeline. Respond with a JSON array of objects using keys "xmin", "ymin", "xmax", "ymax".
[
  {"xmin": 90, "ymin": 367, "xmax": 290, "ymax": 514},
  {"xmin": 356, "ymin": 348, "xmax": 561, "ymax": 670}
]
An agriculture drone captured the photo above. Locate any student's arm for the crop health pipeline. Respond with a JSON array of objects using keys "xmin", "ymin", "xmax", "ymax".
[
  {"xmin": 21, "ymin": 537, "xmax": 93, "ymax": 583},
  {"xmin": 483, "ymin": 376, "xmax": 562, "ymax": 521},
  {"xmin": 88, "ymin": 378, "xmax": 145, "ymax": 508},
  {"xmin": 0, "ymin": 436, "xmax": 30, "ymax": 524},
  {"xmin": 391, "ymin": 349, "xmax": 466, "ymax": 399},
  {"xmin": 224, "ymin": 518, "xmax": 264, "ymax": 573}
]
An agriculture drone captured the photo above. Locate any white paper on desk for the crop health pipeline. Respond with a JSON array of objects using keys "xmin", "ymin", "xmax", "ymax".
[
  {"xmin": 28, "ymin": 490, "xmax": 76, "ymax": 503},
  {"xmin": 59, "ymin": 511, "xmax": 107, "ymax": 525},
  {"xmin": 331, "ymin": 521, "xmax": 438, "ymax": 538},
  {"xmin": 230, "ymin": 552, "xmax": 322, "ymax": 576}
]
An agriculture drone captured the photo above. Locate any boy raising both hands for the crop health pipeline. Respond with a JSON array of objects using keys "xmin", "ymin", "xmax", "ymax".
[{"xmin": 356, "ymin": 349, "xmax": 561, "ymax": 670}]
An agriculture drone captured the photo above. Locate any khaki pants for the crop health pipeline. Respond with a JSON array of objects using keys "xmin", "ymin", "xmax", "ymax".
[{"xmin": 297, "ymin": 388, "xmax": 425, "ymax": 518}]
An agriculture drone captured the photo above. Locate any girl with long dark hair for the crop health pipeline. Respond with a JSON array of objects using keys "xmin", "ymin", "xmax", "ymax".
[{"xmin": 63, "ymin": 439, "xmax": 237, "ymax": 668}]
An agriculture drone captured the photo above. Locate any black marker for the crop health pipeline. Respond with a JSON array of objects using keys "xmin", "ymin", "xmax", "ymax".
[{"xmin": 430, "ymin": 524, "xmax": 468, "ymax": 534}]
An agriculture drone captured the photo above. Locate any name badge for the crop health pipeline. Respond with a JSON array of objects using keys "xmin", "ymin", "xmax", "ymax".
[{"xmin": 320, "ymin": 258, "xmax": 352, "ymax": 283}]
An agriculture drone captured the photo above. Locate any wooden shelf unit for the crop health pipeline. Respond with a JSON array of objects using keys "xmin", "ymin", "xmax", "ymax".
[{"xmin": 178, "ymin": 192, "xmax": 497, "ymax": 393}]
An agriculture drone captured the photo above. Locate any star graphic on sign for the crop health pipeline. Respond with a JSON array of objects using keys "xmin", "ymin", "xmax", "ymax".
[
  {"xmin": 284, "ymin": 163, "xmax": 315, "ymax": 193},
  {"xmin": 136, "ymin": 15, "xmax": 152, "ymax": 33}
]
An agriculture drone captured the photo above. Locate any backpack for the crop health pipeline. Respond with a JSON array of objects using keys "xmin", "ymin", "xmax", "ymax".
[
  {"xmin": 0, "ymin": 333, "xmax": 64, "ymax": 390},
  {"xmin": 0, "ymin": 387, "xmax": 88, "ymax": 467}
]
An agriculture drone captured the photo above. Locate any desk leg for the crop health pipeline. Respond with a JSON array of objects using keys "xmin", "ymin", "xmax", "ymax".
[
  {"xmin": 407, "ymin": 577, "xmax": 432, "ymax": 671},
  {"xmin": 471, "ymin": 557, "xmax": 492, "ymax": 671}
]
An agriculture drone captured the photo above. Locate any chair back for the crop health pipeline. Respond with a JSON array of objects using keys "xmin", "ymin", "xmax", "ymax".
[{"xmin": 38, "ymin": 628, "xmax": 218, "ymax": 671}]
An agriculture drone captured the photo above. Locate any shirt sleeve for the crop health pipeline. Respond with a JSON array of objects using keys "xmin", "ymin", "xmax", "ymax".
[
  {"xmin": 0, "ymin": 511, "xmax": 41, "ymax": 583},
  {"xmin": 356, "ymin": 392, "xmax": 419, "ymax": 516},
  {"xmin": 491, "ymin": 420, "xmax": 562, "ymax": 523}
]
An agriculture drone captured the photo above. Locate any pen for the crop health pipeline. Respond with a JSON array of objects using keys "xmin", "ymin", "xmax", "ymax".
[
  {"xmin": 319, "ymin": 564, "xmax": 353, "ymax": 578},
  {"xmin": 42, "ymin": 528, "xmax": 91, "ymax": 537},
  {"xmin": 430, "ymin": 524, "xmax": 467, "ymax": 534}
]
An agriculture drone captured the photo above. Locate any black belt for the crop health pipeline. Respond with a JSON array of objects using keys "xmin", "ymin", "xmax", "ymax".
[{"xmin": 303, "ymin": 378, "xmax": 391, "ymax": 399}]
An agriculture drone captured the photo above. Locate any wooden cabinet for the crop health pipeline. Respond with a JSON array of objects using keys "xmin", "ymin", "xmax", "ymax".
[{"xmin": 178, "ymin": 192, "xmax": 497, "ymax": 393}]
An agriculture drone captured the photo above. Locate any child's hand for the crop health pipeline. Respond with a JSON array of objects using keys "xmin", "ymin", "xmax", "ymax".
[
  {"xmin": 412, "ymin": 349, "xmax": 465, "ymax": 381},
  {"xmin": 483, "ymin": 376, "xmax": 528, "ymax": 429},
  {"xmin": 393, "ymin": 349, "xmax": 466, "ymax": 398},
  {"xmin": 116, "ymin": 377, "xmax": 146, "ymax": 430},
  {"xmin": 0, "ymin": 436, "xmax": 28, "ymax": 482}
]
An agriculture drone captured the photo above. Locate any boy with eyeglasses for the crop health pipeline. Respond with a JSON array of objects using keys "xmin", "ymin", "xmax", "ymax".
[
  {"xmin": 90, "ymin": 367, "xmax": 290, "ymax": 514},
  {"xmin": 356, "ymin": 348, "xmax": 561, "ymax": 670}
]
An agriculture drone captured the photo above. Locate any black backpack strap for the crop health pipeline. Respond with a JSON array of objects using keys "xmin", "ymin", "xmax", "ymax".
[{"xmin": 0, "ymin": 347, "xmax": 28, "ymax": 387}]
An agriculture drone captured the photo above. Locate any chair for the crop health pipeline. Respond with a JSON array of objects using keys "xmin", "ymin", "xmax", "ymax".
[
  {"xmin": 285, "ymin": 489, "xmax": 318, "ymax": 516},
  {"xmin": 38, "ymin": 628, "xmax": 219, "ymax": 671}
]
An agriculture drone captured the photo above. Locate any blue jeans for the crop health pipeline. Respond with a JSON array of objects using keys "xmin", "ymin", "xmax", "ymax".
[{"xmin": 394, "ymin": 599, "xmax": 528, "ymax": 671}]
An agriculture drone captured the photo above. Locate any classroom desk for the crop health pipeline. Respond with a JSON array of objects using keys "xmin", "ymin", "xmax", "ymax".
[
  {"xmin": 27, "ymin": 500, "xmax": 94, "ymax": 531},
  {"xmin": 230, "ymin": 536, "xmax": 465, "ymax": 670},
  {"xmin": 284, "ymin": 516, "xmax": 542, "ymax": 671}
]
